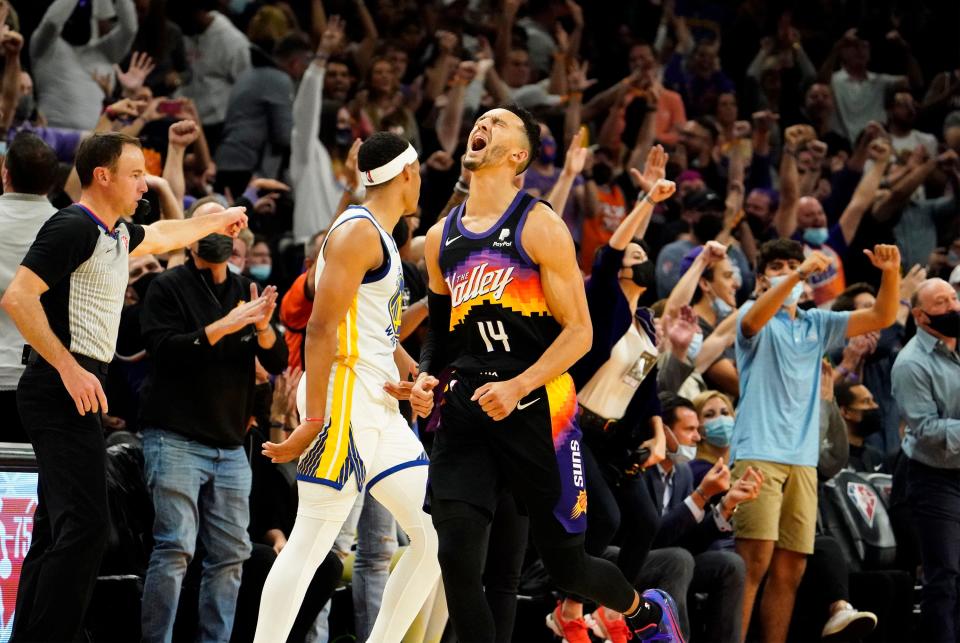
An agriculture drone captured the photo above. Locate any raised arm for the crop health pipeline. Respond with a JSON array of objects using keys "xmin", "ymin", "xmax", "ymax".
[
  {"xmin": 471, "ymin": 204, "xmax": 592, "ymax": 421},
  {"xmin": 95, "ymin": 0, "xmax": 138, "ymax": 63},
  {"xmin": 0, "ymin": 27, "xmax": 23, "ymax": 134},
  {"xmin": 740, "ymin": 250, "xmax": 831, "ymax": 338},
  {"xmin": 351, "ymin": 0, "xmax": 380, "ymax": 77},
  {"xmin": 546, "ymin": 128, "xmax": 588, "ymax": 218},
  {"xmin": 665, "ymin": 240, "xmax": 727, "ymax": 318},
  {"xmin": 838, "ymin": 138, "xmax": 891, "ymax": 244},
  {"xmin": 132, "ymin": 207, "xmax": 248, "ymax": 257},
  {"xmin": 611, "ymin": 177, "xmax": 675, "ymax": 251},
  {"xmin": 773, "ymin": 125, "xmax": 814, "ymax": 238},
  {"xmin": 846, "ymin": 245, "xmax": 901, "ymax": 337},
  {"xmin": 29, "ymin": 0, "xmax": 78, "ymax": 60},
  {"xmin": 164, "ymin": 120, "xmax": 201, "ymax": 206},
  {"xmin": 263, "ymin": 219, "xmax": 383, "ymax": 462},
  {"xmin": 437, "ymin": 62, "xmax": 475, "ymax": 154}
]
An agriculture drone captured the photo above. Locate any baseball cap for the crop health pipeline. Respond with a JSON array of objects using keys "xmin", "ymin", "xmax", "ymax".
[{"xmin": 682, "ymin": 189, "xmax": 723, "ymax": 213}]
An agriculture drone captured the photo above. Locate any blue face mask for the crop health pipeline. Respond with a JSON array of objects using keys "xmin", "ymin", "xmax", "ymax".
[
  {"xmin": 711, "ymin": 291, "xmax": 734, "ymax": 320},
  {"xmin": 768, "ymin": 274, "xmax": 804, "ymax": 306},
  {"xmin": 686, "ymin": 332, "xmax": 704, "ymax": 362},
  {"xmin": 704, "ymin": 415, "xmax": 735, "ymax": 448},
  {"xmin": 802, "ymin": 226, "xmax": 829, "ymax": 246},
  {"xmin": 248, "ymin": 264, "xmax": 272, "ymax": 281},
  {"xmin": 540, "ymin": 135, "xmax": 557, "ymax": 164}
]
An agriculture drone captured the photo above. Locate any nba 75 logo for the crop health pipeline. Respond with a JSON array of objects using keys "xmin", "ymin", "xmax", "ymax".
[{"xmin": 446, "ymin": 263, "xmax": 514, "ymax": 307}]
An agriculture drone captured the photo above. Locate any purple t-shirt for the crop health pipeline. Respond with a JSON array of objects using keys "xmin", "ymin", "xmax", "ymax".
[
  {"xmin": 523, "ymin": 166, "xmax": 584, "ymax": 242},
  {"xmin": 8, "ymin": 122, "xmax": 84, "ymax": 163}
]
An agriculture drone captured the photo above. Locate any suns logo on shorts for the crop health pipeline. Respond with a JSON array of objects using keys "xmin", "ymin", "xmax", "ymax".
[{"xmin": 571, "ymin": 490, "xmax": 588, "ymax": 519}]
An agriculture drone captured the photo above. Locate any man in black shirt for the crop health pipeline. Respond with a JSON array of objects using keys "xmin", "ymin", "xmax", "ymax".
[
  {"xmin": 835, "ymin": 380, "xmax": 889, "ymax": 474},
  {"xmin": 1, "ymin": 132, "xmax": 248, "ymax": 642},
  {"xmin": 138, "ymin": 200, "xmax": 287, "ymax": 643}
]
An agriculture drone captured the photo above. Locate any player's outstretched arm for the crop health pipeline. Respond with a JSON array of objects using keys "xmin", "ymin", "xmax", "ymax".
[
  {"xmin": 263, "ymin": 219, "xmax": 382, "ymax": 462},
  {"xmin": 472, "ymin": 203, "xmax": 593, "ymax": 421}
]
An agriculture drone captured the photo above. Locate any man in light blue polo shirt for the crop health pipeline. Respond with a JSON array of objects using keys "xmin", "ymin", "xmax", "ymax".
[{"xmin": 731, "ymin": 238, "xmax": 902, "ymax": 643}]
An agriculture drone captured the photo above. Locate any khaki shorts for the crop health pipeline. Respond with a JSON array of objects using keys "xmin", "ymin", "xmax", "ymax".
[{"xmin": 732, "ymin": 460, "xmax": 818, "ymax": 554}]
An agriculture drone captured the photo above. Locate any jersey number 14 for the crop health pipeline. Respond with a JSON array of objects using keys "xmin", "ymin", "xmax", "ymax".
[{"xmin": 477, "ymin": 320, "xmax": 511, "ymax": 352}]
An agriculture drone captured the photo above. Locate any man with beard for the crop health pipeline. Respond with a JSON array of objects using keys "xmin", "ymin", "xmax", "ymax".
[
  {"xmin": 886, "ymin": 90, "xmax": 937, "ymax": 160},
  {"xmin": 892, "ymin": 278, "xmax": 960, "ymax": 641},
  {"xmin": 834, "ymin": 381, "xmax": 888, "ymax": 473}
]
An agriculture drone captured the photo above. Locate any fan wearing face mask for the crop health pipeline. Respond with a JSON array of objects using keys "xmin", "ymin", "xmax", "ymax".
[
  {"xmin": 891, "ymin": 277, "xmax": 960, "ymax": 641},
  {"xmin": 550, "ymin": 170, "xmax": 676, "ymax": 638},
  {"xmin": 834, "ymin": 381, "xmax": 888, "ymax": 474},
  {"xmin": 664, "ymin": 241, "xmax": 741, "ymax": 398},
  {"xmin": 690, "ymin": 390, "xmax": 737, "ymax": 487}
]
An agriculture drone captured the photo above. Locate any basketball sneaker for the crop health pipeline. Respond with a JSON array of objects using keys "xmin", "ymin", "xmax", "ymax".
[
  {"xmin": 587, "ymin": 605, "xmax": 631, "ymax": 643},
  {"xmin": 546, "ymin": 601, "xmax": 592, "ymax": 643},
  {"xmin": 626, "ymin": 589, "xmax": 685, "ymax": 642}
]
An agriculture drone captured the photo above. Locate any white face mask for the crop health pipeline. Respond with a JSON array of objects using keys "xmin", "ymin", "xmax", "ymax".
[
  {"xmin": 668, "ymin": 444, "xmax": 698, "ymax": 465},
  {"xmin": 768, "ymin": 274, "xmax": 803, "ymax": 306},
  {"xmin": 227, "ymin": 262, "xmax": 243, "ymax": 275}
]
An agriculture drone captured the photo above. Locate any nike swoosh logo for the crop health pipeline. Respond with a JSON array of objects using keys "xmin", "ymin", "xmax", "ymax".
[
  {"xmin": 193, "ymin": 338, "xmax": 201, "ymax": 346},
  {"xmin": 516, "ymin": 397, "xmax": 541, "ymax": 410},
  {"xmin": 445, "ymin": 235, "xmax": 462, "ymax": 247}
]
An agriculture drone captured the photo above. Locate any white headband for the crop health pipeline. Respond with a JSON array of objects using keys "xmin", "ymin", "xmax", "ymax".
[{"xmin": 360, "ymin": 144, "xmax": 419, "ymax": 187}]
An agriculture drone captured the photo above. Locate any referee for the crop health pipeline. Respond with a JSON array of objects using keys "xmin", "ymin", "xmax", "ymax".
[{"xmin": 0, "ymin": 132, "xmax": 248, "ymax": 642}]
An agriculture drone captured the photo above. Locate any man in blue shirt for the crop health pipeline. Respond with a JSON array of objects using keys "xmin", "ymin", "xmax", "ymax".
[
  {"xmin": 732, "ymin": 238, "xmax": 901, "ymax": 643},
  {"xmin": 892, "ymin": 278, "xmax": 960, "ymax": 642}
]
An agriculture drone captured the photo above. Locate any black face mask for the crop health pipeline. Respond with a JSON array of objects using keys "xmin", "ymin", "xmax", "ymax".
[
  {"xmin": 14, "ymin": 95, "xmax": 35, "ymax": 123},
  {"xmin": 592, "ymin": 163, "xmax": 613, "ymax": 186},
  {"xmin": 693, "ymin": 213, "xmax": 724, "ymax": 242},
  {"xmin": 925, "ymin": 309, "xmax": 960, "ymax": 340},
  {"xmin": 798, "ymin": 300, "xmax": 817, "ymax": 311},
  {"xmin": 629, "ymin": 260, "xmax": 655, "ymax": 288},
  {"xmin": 336, "ymin": 127, "xmax": 353, "ymax": 147},
  {"xmin": 747, "ymin": 214, "xmax": 769, "ymax": 240},
  {"xmin": 196, "ymin": 234, "xmax": 234, "ymax": 264},
  {"xmin": 853, "ymin": 408, "xmax": 883, "ymax": 436}
]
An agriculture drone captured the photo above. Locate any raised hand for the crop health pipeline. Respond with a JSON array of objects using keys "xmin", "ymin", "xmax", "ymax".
[
  {"xmin": 725, "ymin": 466, "xmax": 764, "ymax": 507},
  {"xmin": 702, "ymin": 240, "xmax": 728, "ymax": 264},
  {"xmin": 900, "ymin": 264, "xmax": 927, "ymax": 302},
  {"xmin": 105, "ymin": 98, "xmax": 145, "ymax": 120},
  {"xmin": 629, "ymin": 144, "xmax": 668, "ymax": 193},
  {"xmin": 426, "ymin": 150, "xmax": 455, "ymax": 172},
  {"xmin": 664, "ymin": 305, "xmax": 699, "ymax": 356},
  {"xmin": 249, "ymin": 177, "xmax": 291, "ymax": 193},
  {"xmin": 114, "ymin": 51, "xmax": 156, "ymax": 94},
  {"xmin": 563, "ymin": 127, "xmax": 590, "ymax": 175},
  {"xmin": 868, "ymin": 137, "xmax": 893, "ymax": 163},
  {"xmin": 784, "ymin": 124, "xmax": 816, "ymax": 153},
  {"xmin": 0, "ymin": 25, "xmax": 23, "ymax": 57},
  {"xmin": 319, "ymin": 15, "xmax": 346, "ymax": 55},
  {"xmin": 568, "ymin": 60, "xmax": 597, "ymax": 93},
  {"xmin": 168, "ymin": 119, "xmax": 200, "ymax": 148},
  {"xmin": 732, "ymin": 120, "xmax": 752, "ymax": 139},
  {"xmin": 799, "ymin": 250, "xmax": 832, "ymax": 276},
  {"xmin": 864, "ymin": 244, "xmax": 901, "ymax": 272},
  {"xmin": 345, "ymin": 138, "xmax": 362, "ymax": 190},
  {"xmin": 648, "ymin": 178, "xmax": 676, "ymax": 203}
]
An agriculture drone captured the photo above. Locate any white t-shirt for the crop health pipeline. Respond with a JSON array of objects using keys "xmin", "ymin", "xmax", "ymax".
[
  {"xmin": 579, "ymin": 323, "xmax": 658, "ymax": 420},
  {"xmin": 0, "ymin": 194, "xmax": 57, "ymax": 390},
  {"xmin": 831, "ymin": 69, "xmax": 901, "ymax": 142},
  {"xmin": 180, "ymin": 12, "xmax": 252, "ymax": 126}
]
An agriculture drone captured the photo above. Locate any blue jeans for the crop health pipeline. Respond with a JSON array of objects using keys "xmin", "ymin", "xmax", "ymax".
[
  {"xmin": 353, "ymin": 492, "xmax": 398, "ymax": 642},
  {"xmin": 141, "ymin": 429, "xmax": 252, "ymax": 643}
]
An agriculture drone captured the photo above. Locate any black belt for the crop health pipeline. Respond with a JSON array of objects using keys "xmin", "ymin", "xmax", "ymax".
[
  {"xmin": 25, "ymin": 346, "xmax": 109, "ymax": 376},
  {"xmin": 578, "ymin": 405, "xmax": 617, "ymax": 435}
]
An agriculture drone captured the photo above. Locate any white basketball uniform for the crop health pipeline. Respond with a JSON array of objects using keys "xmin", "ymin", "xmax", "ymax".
[{"xmin": 296, "ymin": 206, "xmax": 427, "ymax": 506}]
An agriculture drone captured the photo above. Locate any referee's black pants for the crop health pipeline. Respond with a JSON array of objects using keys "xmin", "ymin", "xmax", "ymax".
[{"xmin": 13, "ymin": 359, "xmax": 110, "ymax": 643}]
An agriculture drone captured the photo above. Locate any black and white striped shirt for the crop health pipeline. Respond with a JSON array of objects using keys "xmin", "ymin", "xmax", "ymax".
[{"xmin": 21, "ymin": 204, "xmax": 145, "ymax": 364}]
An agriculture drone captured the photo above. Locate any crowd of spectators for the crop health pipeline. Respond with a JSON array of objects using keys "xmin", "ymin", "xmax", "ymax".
[{"xmin": 1, "ymin": 0, "xmax": 960, "ymax": 641}]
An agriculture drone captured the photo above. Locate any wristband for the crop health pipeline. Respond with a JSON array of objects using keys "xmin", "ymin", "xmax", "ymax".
[
  {"xmin": 454, "ymin": 179, "xmax": 469, "ymax": 195},
  {"xmin": 796, "ymin": 268, "xmax": 809, "ymax": 281},
  {"xmin": 304, "ymin": 417, "xmax": 325, "ymax": 423},
  {"xmin": 644, "ymin": 194, "xmax": 657, "ymax": 206},
  {"xmin": 899, "ymin": 299, "xmax": 911, "ymax": 309},
  {"xmin": 694, "ymin": 487, "xmax": 708, "ymax": 501}
]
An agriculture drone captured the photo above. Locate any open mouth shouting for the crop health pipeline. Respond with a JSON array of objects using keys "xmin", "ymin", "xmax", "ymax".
[{"xmin": 470, "ymin": 132, "xmax": 488, "ymax": 152}]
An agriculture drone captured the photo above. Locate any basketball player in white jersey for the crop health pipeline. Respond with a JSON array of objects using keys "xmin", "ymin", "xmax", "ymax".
[{"xmin": 254, "ymin": 133, "xmax": 441, "ymax": 643}]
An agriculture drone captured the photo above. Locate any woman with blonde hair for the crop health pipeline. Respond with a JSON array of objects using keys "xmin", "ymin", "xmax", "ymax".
[{"xmin": 690, "ymin": 389, "xmax": 735, "ymax": 488}]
